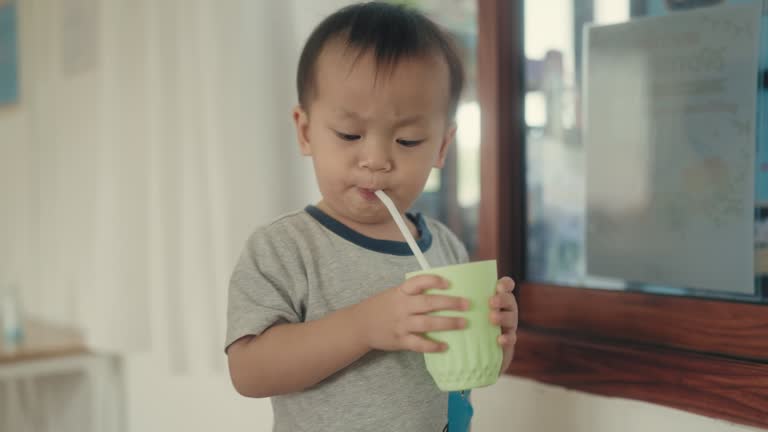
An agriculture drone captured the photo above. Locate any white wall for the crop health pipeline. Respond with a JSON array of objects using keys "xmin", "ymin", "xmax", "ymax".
[
  {"xmin": 1, "ymin": 1, "xmax": 766, "ymax": 432},
  {"xmin": 473, "ymin": 377, "xmax": 764, "ymax": 432}
]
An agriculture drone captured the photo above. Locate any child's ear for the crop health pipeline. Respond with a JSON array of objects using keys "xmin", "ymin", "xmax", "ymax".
[
  {"xmin": 433, "ymin": 122, "xmax": 457, "ymax": 168},
  {"xmin": 293, "ymin": 105, "xmax": 312, "ymax": 156}
]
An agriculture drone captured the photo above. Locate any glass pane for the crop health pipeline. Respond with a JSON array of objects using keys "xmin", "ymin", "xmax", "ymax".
[
  {"xmin": 524, "ymin": 0, "xmax": 767, "ymax": 302},
  {"xmin": 402, "ymin": 0, "xmax": 481, "ymax": 256}
]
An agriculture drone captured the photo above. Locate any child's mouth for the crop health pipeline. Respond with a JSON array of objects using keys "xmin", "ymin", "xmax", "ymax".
[{"xmin": 357, "ymin": 188, "xmax": 378, "ymax": 201}]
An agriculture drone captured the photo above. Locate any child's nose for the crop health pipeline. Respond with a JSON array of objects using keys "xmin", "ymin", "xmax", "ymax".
[{"xmin": 358, "ymin": 140, "xmax": 392, "ymax": 172}]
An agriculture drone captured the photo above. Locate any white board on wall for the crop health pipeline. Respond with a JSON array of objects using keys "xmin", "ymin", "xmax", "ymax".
[{"xmin": 584, "ymin": 2, "xmax": 761, "ymax": 294}]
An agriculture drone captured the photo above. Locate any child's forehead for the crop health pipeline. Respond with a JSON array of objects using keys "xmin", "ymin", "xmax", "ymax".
[{"xmin": 316, "ymin": 38, "xmax": 446, "ymax": 78}]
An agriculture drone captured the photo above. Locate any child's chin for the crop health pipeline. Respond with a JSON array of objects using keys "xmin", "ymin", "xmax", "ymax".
[{"xmin": 345, "ymin": 204, "xmax": 389, "ymax": 224}]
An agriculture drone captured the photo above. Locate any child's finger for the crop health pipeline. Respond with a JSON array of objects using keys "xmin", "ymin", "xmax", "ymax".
[
  {"xmin": 400, "ymin": 275, "xmax": 449, "ymax": 295},
  {"xmin": 497, "ymin": 332, "xmax": 517, "ymax": 346},
  {"xmin": 489, "ymin": 292, "xmax": 518, "ymax": 311},
  {"xmin": 410, "ymin": 294, "xmax": 469, "ymax": 314},
  {"xmin": 490, "ymin": 310, "xmax": 518, "ymax": 329},
  {"xmin": 495, "ymin": 277, "xmax": 516, "ymax": 294},
  {"xmin": 404, "ymin": 334, "xmax": 447, "ymax": 353},
  {"xmin": 406, "ymin": 315, "xmax": 466, "ymax": 333}
]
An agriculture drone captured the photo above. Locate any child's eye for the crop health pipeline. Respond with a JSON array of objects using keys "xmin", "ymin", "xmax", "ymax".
[
  {"xmin": 334, "ymin": 131, "xmax": 361, "ymax": 141},
  {"xmin": 396, "ymin": 138, "xmax": 424, "ymax": 147}
]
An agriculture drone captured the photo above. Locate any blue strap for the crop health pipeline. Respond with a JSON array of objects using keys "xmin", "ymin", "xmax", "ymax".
[{"xmin": 447, "ymin": 390, "xmax": 473, "ymax": 432}]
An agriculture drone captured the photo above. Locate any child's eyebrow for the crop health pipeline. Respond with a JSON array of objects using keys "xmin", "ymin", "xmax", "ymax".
[
  {"xmin": 336, "ymin": 109, "xmax": 426, "ymax": 127},
  {"xmin": 393, "ymin": 115, "xmax": 427, "ymax": 127},
  {"xmin": 337, "ymin": 109, "xmax": 362, "ymax": 120}
]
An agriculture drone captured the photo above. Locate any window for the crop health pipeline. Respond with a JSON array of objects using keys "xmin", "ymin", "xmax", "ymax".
[
  {"xmin": 402, "ymin": 0, "xmax": 483, "ymax": 256},
  {"xmin": 476, "ymin": 0, "xmax": 768, "ymax": 428},
  {"xmin": 524, "ymin": 0, "xmax": 766, "ymax": 303}
]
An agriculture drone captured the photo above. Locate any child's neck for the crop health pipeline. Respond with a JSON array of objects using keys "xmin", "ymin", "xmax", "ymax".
[
  {"xmin": 315, "ymin": 201, "xmax": 420, "ymax": 242},
  {"xmin": 358, "ymin": 218, "xmax": 421, "ymax": 243}
]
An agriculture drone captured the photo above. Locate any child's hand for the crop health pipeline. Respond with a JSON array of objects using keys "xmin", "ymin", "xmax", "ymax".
[
  {"xmin": 356, "ymin": 275, "xmax": 469, "ymax": 353},
  {"xmin": 489, "ymin": 277, "xmax": 518, "ymax": 374}
]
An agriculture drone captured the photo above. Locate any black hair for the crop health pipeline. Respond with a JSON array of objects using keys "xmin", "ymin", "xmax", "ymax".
[{"xmin": 296, "ymin": 2, "xmax": 464, "ymax": 119}]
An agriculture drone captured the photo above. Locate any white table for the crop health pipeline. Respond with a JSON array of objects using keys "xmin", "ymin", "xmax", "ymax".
[{"xmin": 0, "ymin": 322, "xmax": 123, "ymax": 432}]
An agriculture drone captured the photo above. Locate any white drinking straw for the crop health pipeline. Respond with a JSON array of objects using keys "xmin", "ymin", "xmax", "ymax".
[{"xmin": 374, "ymin": 190, "xmax": 431, "ymax": 270}]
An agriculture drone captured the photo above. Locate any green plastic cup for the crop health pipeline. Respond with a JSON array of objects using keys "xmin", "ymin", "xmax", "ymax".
[{"xmin": 406, "ymin": 260, "xmax": 502, "ymax": 391}]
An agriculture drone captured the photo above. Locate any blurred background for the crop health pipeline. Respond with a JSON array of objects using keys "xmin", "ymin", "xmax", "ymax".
[{"xmin": 0, "ymin": 0, "xmax": 763, "ymax": 431}]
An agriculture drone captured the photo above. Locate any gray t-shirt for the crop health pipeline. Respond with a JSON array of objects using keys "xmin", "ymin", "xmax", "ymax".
[{"xmin": 226, "ymin": 205, "xmax": 469, "ymax": 432}]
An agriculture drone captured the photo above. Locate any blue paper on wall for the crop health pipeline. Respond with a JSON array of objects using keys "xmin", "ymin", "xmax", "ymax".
[{"xmin": 0, "ymin": 2, "xmax": 19, "ymax": 105}]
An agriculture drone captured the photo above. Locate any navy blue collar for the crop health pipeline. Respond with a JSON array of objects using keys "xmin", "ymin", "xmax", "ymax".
[{"xmin": 305, "ymin": 205, "xmax": 433, "ymax": 256}]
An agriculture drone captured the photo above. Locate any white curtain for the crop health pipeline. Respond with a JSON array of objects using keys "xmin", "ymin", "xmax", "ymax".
[{"xmin": 0, "ymin": 0, "xmax": 323, "ymax": 372}]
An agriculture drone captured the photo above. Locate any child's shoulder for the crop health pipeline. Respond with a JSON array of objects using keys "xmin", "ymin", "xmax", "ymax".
[
  {"xmin": 266, "ymin": 209, "xmax": 314, "ymax": 230},
  {"xmin": 420, "ymin": 214, "xmax": 469, "ymax": 261},
  {"xmin": 244, "ymin": 209, "xmax": 318, "ymax": 250},
  {"xmin": 421, "ymin": 214, "xmax": 460, "ymax": 242}
]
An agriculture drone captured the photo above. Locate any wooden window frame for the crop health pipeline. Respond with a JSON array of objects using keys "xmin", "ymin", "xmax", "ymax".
[{"xmin": 475, "ymin": 1, "xmax": 768, "ymax": 428}]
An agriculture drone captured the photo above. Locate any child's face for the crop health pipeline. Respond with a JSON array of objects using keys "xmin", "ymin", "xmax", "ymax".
[{"xmin": 293, "ymin": 40, "xmax": 455, "ymax": 226}]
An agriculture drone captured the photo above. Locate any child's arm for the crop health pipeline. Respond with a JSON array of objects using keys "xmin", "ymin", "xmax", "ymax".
[{"xmin": 227, "ymin": 274, "xmax": 468, "ymax": 398}]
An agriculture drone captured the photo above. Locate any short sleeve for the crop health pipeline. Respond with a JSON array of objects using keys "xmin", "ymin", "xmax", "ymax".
[
  {"xmin": 453, "ymin": 235, "xmax": 470, "ymax": 264},
  {"xmin": 427, "ymin": 218, "xmax": 470, "ymax": 265},
  {"xmin": 225, "ymin": 226, "xmax": 307, "ymax": 352}
]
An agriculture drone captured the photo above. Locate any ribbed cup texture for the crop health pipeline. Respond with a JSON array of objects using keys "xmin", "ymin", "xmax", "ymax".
[
  {"xmin": 424, "ymin": 324, "xmax": 502, "ymax": 391},
  {"xmin": 407, "ymin": 260, "xmax": 503, "ymax": 392}
]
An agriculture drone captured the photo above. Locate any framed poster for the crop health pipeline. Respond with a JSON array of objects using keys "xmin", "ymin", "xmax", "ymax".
[{"xmin": 584, "ymin": 2, "xmax": 762, "ymax": 293}]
